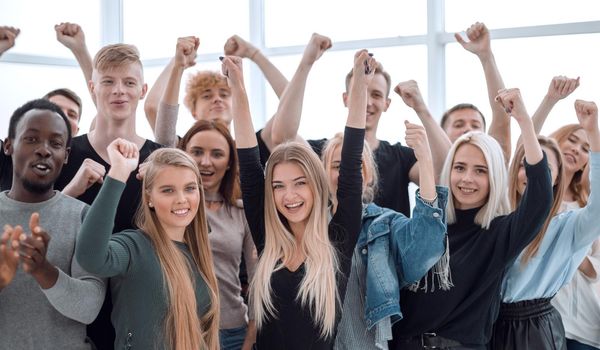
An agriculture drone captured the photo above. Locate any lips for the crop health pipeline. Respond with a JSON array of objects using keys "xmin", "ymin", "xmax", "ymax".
[
  {"xmin": 111, "ymin": 100, "xmax": 128, "ymax": 106},
  {"xmin": 31, "ymin": 162, "xmax": 52, "ymax": 176},
  {"xmin": 564, "ymin": 153, "xmax": 576, "ymax": 164},
  {"xmin": 458, "ymin": 186, "xmax": 476, "ymax": 194},
  {"xmin": 284, "ymin": 201, "xmax": 304, "ymax": 212},
  {"xmin": 171, "ymin": 208, "xmax": 190, "ymax": 217}
]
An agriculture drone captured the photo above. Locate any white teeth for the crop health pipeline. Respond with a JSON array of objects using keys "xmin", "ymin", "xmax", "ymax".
[
  {"xmin": 172, "ymin": 209, "xmax": 189, "ymax": 215},
  {"xmin": 285, "ymin": 202, "xmax": 303, "ymax": 209},
  {"xmin": 200, "ymin": 171, "xmax": 214, "ymax": 176},
  {"xmin": 459, "ymin": 187, "xmax": 475, "ymax": 193}
]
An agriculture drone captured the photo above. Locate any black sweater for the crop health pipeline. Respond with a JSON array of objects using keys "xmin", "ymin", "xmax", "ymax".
[
  {"xmin": 237, "ymin": 126, "xmax": 364, "ymax": 350},
  {"xmin": 391, "ymin": 155, "xmax": 553, "ymax": 347}
]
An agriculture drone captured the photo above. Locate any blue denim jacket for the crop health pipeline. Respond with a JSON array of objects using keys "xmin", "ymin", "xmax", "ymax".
[{"xmin": 357, "ymin": 186, "xmax": 448, "ymax": 329}]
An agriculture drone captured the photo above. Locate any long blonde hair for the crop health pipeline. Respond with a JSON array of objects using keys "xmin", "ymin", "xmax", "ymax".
[
  {"xmin": 550, "ymin": 124, "xmax": 590, "ymax": 207},
  {"xmin": 136, "ymin": 148, "xmax": 220, "ymax": 350},
  {"xmin": 508, "ymin": 137, "xmax": 565, "ymax": 265},
  {"xmin": 440, "ymin": 132, "xmax": 511, "ymax": 229},
  {"xmin": 250, "ymin": 142, "xmax": 339, "ymax": 339}
]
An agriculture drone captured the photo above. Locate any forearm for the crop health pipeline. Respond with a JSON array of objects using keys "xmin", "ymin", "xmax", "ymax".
[
  {"xmin": 155, "ymin": 102, "xmax": 179, "ymax": 147},
  {"xmin": 231, "ymin": 83, "xmax": 257, "ymax": 148},
  {"xmin": 347, "ymin": 82, "xmax": 367, "ymax": 129},
  {"xmin": 242, "ymin": 320, "xmax": 257, "ymax": 350},
  {"xmin": 519, "ymin": 119, "xmax": 543, "ymax": 165},
  {"xmin": 417, "ymin": 154, "xmax": 436, "ymax": 201},
  {"xmin": 31, "ymin": 263, "xmax": 59, "ymax": 289},
  {"xmin": 41, "ymin": 268, "xmax": 106, "ymax": 324},
  {"xmin": 531, "ymin": 95, "xmax": 558, "ymax": 135},
  {"xmin": 251, "ymin": 51, "xmax": 289, "ymax": 98},
  {"xmin": 70, "ymin": 45, "xmax": 93, "ymax": 86},
  {"xmin": 271, "ymin": 63, "xmax": 311, "ymax": 144},
  {"xmin": 414, "ymin": 108, "xmax": 451, "ymax": 179},
  {"xmin": 145, "ymin": 60, "xmax": 174, "ymax": 132}
]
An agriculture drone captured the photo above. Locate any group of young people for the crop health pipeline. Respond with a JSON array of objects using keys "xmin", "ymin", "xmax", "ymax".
[{"xmin": 0, "ymin": 20, "xmax": 598, "ymax": 350}]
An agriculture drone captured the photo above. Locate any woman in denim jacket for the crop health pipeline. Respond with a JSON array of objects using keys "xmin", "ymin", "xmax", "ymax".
[{"xmin": 323, "ymin": 124, "xmax": 449, "ymax": 350}]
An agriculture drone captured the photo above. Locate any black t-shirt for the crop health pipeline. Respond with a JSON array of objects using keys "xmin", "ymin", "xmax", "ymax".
[
  {"xmin": 53, "ymin": 134, "xmax": 162, "ymax": 350},
  {"xmin": 308, "ymin": 138, "xmax": 417, "ymax": 217},
  {"xmin": 0, "ymin": 140, "xmax": 12, "ymax": 191}
]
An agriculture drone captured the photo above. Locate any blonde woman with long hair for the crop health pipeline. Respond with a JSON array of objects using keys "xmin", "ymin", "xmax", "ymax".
[
  {"xmin": 390, "ymin": 88, "xmax": 553, "ymax": 350},
  {"xmin": 221, "ymin": 50, "xmax": 373, "ymax": 349},
  {"xmin": 76, "ymin": 139, "xmax": 219, "ymax": 350}
]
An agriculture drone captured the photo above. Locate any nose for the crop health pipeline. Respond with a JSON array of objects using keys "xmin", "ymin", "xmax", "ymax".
[
  {"xmin": 462, "ymin": 126, "xmax": 473, "ymax": 134},
  {"xmin": 176, "ymin": 190, "xmax": 187, "ymax": 204},
  {"xmin": 200, "ymin": 153, "xmax": 211, "ymax": 166},
  {"xmin": 213, "ymin": 95, "xmax": 222, "ymax": 104},
  {"xmin": 35, "ymin": 142, "xmax": 51, "ymax": 158},
  {"xmin": 112, "ymin": 81, "xmax": 125, "ymax": 95}
]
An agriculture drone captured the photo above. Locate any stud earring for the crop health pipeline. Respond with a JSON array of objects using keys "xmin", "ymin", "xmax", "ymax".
[{"xmin": 149, "ymin": 202, "xmax": 153, "ymax": 208}]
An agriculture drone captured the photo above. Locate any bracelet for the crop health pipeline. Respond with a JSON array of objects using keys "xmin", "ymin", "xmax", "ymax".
[{"xmin": 421, "ymin": 195, "xmax": 438, "ymax": 206}]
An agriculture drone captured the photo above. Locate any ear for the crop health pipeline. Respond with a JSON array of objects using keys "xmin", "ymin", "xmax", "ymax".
[
  {"xmin": 87, "ymin": 79, "xmax": 95, "ymax": 96},
  {"xmin": 3, "ymin": 138, "xmax": 13, "ymax": 156},
  {"xmin": 139, "ymin": 83, "xmax": 148, "ymax": 100},
  {"xmin": 64, "ymin": 147, "xmax": 71, "ymax": 165},
  {"xmin": 342, "ymin": 92, "xmax": 349, "ymax": 107},
  {"xmin": 383, "ymin": 97, "xmax": 391, "ymax": 112}
]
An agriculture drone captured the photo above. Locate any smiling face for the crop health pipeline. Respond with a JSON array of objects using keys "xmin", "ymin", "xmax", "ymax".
[
  {"xmin": 90, "ymin": 62, "xmax": 147, "ymax": 122},
  {"xmin": 344, "ymin": 72, "xmax": 391, "ymax": 132},
  {"xmin": 443, "ymin": 108, "xmax": 485, "ymax": 143},
  {"xmin": 148, "ymin": 166, "xmax": 200, "ymax": 238},
  {"xmin": 272, "ymin": 161, "xmax": 314, "ymax": 232},
  {"xmin": 450, "ymin": 143, "xmax": 490, "ymax": 210},
  {"xmin": 185, "ymin": 129, "xmax": 230, "ymax": 195},
  {"xmin": 6, "ymin": 109, "xmax": 70, "ymax": 200},
  {"xmin": 559, "ymin": 128, "xmax": 589, "ymax": 176}
]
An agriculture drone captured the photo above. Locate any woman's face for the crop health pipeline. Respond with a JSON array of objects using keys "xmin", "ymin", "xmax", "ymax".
[
  {"xmin": 271, "ymin": 161, "xmax": 314, "ymax": 229},
  {"xmin": 148, "ymin": 166, "xmax": 200, "ymax": 236},
  {"xmin": 516, "ymin": 145, "xmax": 560, "ymax": 196},
  {"xmin": 559, "ymin": 128, "xmax": 589, "ymax": 176},
  {"xmin": 185, "ymin": 129, "xmax": 230, "ymax": 195},
  {"xmin": 450, "ymin": 143, "xmax": 490, "ymax": 210}
]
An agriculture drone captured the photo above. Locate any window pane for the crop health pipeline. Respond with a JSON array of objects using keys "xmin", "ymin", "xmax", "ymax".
[
  {"xmin": 265, "ymin": 0, "xmax": 426, "ymax": 47},
  {"xmin": 446, "ymin": 33, "xmax": 600, "ymax": 154},
  {"xmin": 265, "ymin": 46, "xmax": 427, "ymax": 144},
  {"xmin": 0, "ymin": 1, "xmax": 101, "ymax": 58},
  {"xmin": 124, "ymin": 0, "xmax": 249, "ymax": 59},
  {"xmin": 446, "ymin": 0, "xmax": 600, "ymax": 32}
]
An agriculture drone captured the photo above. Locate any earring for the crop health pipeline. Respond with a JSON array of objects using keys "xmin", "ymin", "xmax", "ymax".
[{"xmin": 149, "ymin": 202, "xmax": 153, "ymax": 208}]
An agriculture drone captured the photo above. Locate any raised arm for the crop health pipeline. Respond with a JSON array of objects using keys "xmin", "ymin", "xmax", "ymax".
[
  {"xmin": 224, "ymin": 35, "xmax": 288, "ymax": 98},
  {"xmin": 496, "ymin": 88, "xmax": 543, "ymax": 164},
  {"xmin": 404, "ymin": 121, "xmax": 436, "ymax": 200},
  {"xmin": 75, "ymin": 138, "xmax": 140, "ymax": 277},
  {"xmin": 223, "ymin": 56, "xmax": 256, "ymax": 148},
  {"xmin": 0, "ymin": 26, "xmax": 19, "ymax": 57},
  {"xmin": 456, "ymin": 22, "xmax": 511, "ymax": 161},
  {"xmin": 55, "ymin": 23, "xmax": 94, "ymax": 94},
  {"xmin": 144, "ymin": 60, "xmax": 174, "ymax": 133},
  {"xmin": 270, "ymin": 33, "xmax": 332, "ymax": 145},
  {"xmin": 395, "ymin": 80, "xmax": 450, "ymax": 182},
  {"xmin": 154, "ymin": 36, "xmax": 199, "ymax": 146},
  {"xmin": 531, "ymin": 76, "xmax": 580, "ymax": 134}
]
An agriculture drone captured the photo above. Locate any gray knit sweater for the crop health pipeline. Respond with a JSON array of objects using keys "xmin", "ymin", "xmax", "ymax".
[{"xmin": 0, "ymin": 191, "xmax": 106, "ymax": 350}]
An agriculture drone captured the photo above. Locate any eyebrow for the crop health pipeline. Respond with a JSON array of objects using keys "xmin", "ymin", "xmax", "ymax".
[{"xmin": 272, "ymin": 176, "xmax": 306, "ymax": 183}]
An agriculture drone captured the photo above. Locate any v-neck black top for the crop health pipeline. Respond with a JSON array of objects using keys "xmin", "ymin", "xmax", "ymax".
[{"xmin": 238, "ymin": 126, "xmax": 364, "ymax": 349}]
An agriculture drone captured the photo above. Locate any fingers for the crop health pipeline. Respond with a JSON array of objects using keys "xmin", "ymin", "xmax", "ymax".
[
  {"xmin": 28, "ymin": 212, "xmax": 40, "ymax": 236},
  {"xmin": 136, "ymin": 161, "xmax": 149, "ymax": 181},
  {"xmin": 220, "ymin": 55, "xmax": 243, "ymax": 80}
]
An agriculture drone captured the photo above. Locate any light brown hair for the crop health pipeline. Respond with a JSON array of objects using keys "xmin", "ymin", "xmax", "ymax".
[{"xmin": 93, "ymin": 43, "xmax": 142, "ymax": 73}]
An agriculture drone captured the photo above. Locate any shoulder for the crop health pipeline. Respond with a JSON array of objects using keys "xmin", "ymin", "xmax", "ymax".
[{"xmin": 55, "ymin": 192, "xmax": 89, "ymax": 212}]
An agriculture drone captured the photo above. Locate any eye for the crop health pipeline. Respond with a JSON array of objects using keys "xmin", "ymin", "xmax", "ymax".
[
  {"xmin": 332, "ymin": 164, "xmax": 341, "ymax": 170},
  {"xmin": 23, "ymin": 136, "xmax": 37, "ymax": 143},
  {"xmin": 453, "ymin": 165, "xmax": 464, "ymax": 172},
  {"xmin": 212, "ymin": 151, "xmax": 225, "ymax": 159},
  {"xmin": 295, "ymin": 181, "xmax": 307, "ymax": 187},
  {"xmin": 185, "ymin": 185, "xmax": 198, "ymax": 192},
  {"xmin": 475, "ymin": 168, "xmax": 487, "ymax": 175},
  {"xmin": 126, "ymin": 81, "xmax": 136, "ymax": 86},
  {"xmin": 161, "ymin": 188, "xmax": 174, "ymax": 193},
  {"xmin": 190, "ymin": 149, "xmax": 203, "ymax": 157},
  {"xmin": 272, "ymin": 184, "xmax": 284, "ymax": 190},
  {"xmin": 220, "ymin": 92, "xmax": 231, "ymax": 98},
  {"xmin": 201, "ymin": 94, "xmax": 211, "ymax": 100},
  {"xmin": 51, "ymin": 140, "xmax": 64, "ymax": 148},
  {"xmin": 101, "ymin": 79, "xmax": 113, "ymax": 85}
]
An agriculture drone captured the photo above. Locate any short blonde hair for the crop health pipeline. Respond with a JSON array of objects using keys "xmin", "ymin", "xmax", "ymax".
[
  {"xmin": 440, "ymin": 131, "xmax": 510, "ymax": 229},
  {"xmin": 93, "ymin": 43, "xmax": 142, "ymax": 73},
  {"xmin": 184, "ymin": 71, "xmax": 230, "ymax": 113}
]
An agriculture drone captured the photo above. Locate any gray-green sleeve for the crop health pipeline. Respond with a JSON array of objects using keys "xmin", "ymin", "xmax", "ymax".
[
  {"xmin": 155, "ymin": 102, "xmax": 179, "ymax": 147},
  {"xmin": 75, "ymin": 176, "xmax": 133, "ymax": 278}
]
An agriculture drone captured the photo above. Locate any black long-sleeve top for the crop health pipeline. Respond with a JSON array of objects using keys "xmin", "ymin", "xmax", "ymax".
[
  {"xmin": 391, "ymin": 155, "xmax": 553, "ymax": 347},
  {"xmin": 237, "ymin": 126, "xmax": 365, "ymax": 350}
]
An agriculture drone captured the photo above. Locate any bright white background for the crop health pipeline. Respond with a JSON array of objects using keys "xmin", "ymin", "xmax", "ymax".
[{"xmin": 1, "ymin": 0, "xmax": 600, "ymax": 160}]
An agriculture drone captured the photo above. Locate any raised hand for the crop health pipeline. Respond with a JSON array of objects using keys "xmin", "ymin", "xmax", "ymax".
[
  {"xmin": 300, "ymin": 33, "xmax": 332, "ymax": 66},
  {"xmin": 546, "ymin": 76, "xmax": 580, "ymax": 103},
  {"xmin": 454, "ymin": 22, "xmax": 491, "ymax": 58},
  {"xmin": 106, "ymin": 138, "xmax": 140, "ymax": 183},
  {"xmin": 495, "ymin": 88, "xmax": 529, "ymax": 123},
  {"xmin": 574, "ymin": 100, "xmax": 599, "ymax": 133},
  {"xmin": 404, "ymin": 121, "xmax": 432, "ymax": 162},
  {"xmin": 220, "ymin": 55, "xmax": 245, "ymax": 88},
  {"xmin": 0, "ymin": 224, "xmax": 20, "ymax": 289},
  {"xmin": 394, "ymin": 80, "xmax": 427, "ymax": 114},
  {"xmin": 62, "ymin": 158, "xmax": 106, "ymax": 198},
  {"xmin": 54, "ymin": 22, "xmax": 86, "ymax": 52},
  {"xmin": 224, "ymin": 35, "xmax": 259, "ymax": 59},
  {"xmin": 175, "ymin": 36, "xmax": 199, "ymax": 69},
  {"xmin": 351, "ymin": 49, "xmax": 377, "ymax": 87},
  {"xmin": 0, "ymin": 26, "xmax": 20, "ymax": 56}
]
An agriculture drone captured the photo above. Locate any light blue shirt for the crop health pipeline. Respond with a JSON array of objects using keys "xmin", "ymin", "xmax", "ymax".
[{"xmin": 502, "ymin": 152, "xmax": 600, "ymax": 302}]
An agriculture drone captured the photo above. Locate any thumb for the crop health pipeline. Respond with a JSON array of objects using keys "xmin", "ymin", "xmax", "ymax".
[
  {"xmin": 29, "ymin": 212, "xmax": 40, "ymax": 234},
  {"xmin": 454, "ymin": 33, "xmax": 467, "ymax": 46}
]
